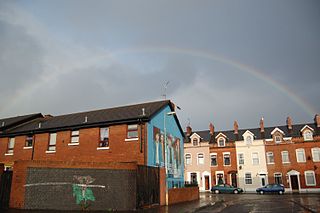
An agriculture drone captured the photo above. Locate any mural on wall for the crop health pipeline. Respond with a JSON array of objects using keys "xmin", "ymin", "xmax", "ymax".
[{"xmin": 153, "ymin": 126, "xmax": 182, "ymax": 178}]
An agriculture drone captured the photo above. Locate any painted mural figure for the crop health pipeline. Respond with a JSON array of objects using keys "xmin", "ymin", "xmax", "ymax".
[
  {"xmin": 73, "ymin": 176, "xmax": 96, "ymax": 210},
  {"xmin": 154, "ymin": 129, "xmax": 160, "ymax": 165}
]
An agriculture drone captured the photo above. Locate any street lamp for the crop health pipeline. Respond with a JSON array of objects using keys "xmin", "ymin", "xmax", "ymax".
[{"xmin": 164, "ymin": 111, "xmax": 176, "ymax": 206}]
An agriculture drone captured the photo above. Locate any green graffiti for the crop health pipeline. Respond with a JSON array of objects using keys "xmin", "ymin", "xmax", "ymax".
[{"xmin": 72, "ymin": 184, "xmax": 95, "ymax": 205}]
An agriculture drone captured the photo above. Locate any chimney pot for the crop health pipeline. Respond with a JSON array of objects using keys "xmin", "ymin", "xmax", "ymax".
[
  {"xmin": 315, "ymin": 114, "xmax": 320, "ymax": 128},
  {"xmin": 286, "ymin": 116, "xmax": 293, "ymax": 129},
  {"xmin": 260, "ymin": 117, "xmax": 265, "ymax": 132},
  {"xmin": 234, "ymin": 121, "xmax": 239, "ymax": 134},
  {"xmin": 186, "ymin": 126, "xmax": 192, "ymax": 136},
  {"xmin": 209, "ymin": 123, "xmax": 215, "ymax": 135}
]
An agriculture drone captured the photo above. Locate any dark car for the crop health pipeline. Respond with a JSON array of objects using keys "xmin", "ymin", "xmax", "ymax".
[
  {"xmin": 256, "ymin": 184, "xmax": 285, "ymax": 194},
  {"xmin": 211, "ymin": 184, "xmax": 243, "ymax": 194}
]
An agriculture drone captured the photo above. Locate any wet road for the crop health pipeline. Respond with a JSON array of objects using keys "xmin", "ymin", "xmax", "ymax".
[{"xmin": 196, "ymin": 193, "xmax": 320, "ymax": 213}]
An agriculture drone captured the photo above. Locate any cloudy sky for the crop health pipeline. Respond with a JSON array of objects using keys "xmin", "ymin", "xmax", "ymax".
[{"xmin": 0, "ymin": 0, "xmax": 319, "ymax": 131}]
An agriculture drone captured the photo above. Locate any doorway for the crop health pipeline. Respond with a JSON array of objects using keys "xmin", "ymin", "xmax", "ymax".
[
  {"xmin": 190, "ymin": 173, "xmax": 197, "ymax": 185},
  {"xmin": 204, "ymin": 176, "xmax": 210, "ymax": 190},
  {"xmin": 290, "ymin": 175, "xmax": 299, "ymax": 191},
  {"xmin": 231, "ymin": 173, "xmax": 237, "ymax": 187}
]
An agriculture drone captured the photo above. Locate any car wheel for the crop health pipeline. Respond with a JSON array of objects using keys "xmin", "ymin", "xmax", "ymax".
[
  {"xmin": 259, "ymin": 191, "xmax": 264, "ymax": 195},
  {"xmin": 279, "ymin": 191, "xmax": 284, "ymax": 195},
  {"xmin": 214, "ymin": 190, "xmax": 220, "ymax": 194},
  {"xmin": 233, "ymin": 190, "xmax": 239, "ymax": 194}
]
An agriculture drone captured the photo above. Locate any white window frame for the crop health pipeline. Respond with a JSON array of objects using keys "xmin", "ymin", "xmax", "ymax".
[
  {"xmin": 25, "ymin": 135, "xmax": 34, "ymax": 148},
  {"xmin": 192, "ymin": 138, "xmax": 199, "ymax": 146},
  {"xmin": 281, "ymin": 151, "xmax": 290, "ymax": 163},
  {"xmin": 223, "ymin": 152, "xmax": 231, "ymax": 166},
  {"xmin": 70, "ymin": 130, "xmax": 79, "ymax": 144},
  {"xmin": 218, "ymin": 137, "xmax": 225, "ymax": 147},
  {"xmin": 296, "ymin": 149, "xmax": 306, "ymax": 163},
  {"xmin": 238, "ymin": 153, "xmax": 244, "ymax": 165},
  {"xmin": 274, "ymin": 173, "xmax": 283, "ymax": 184},
  {"xmin": 127, "ymin": 124, "xmax": 138, "ymax": 139},
  {"xmin": 246, "ymin": 136, "xmax": 252, "ymax": 145},
  {"xmin": 47, "ymin": 133, "xmax": 57, "ymax": 153},
  {"xmin": 303, "ymin": 130, "xmax": 313, "ymax": 141},
  {"xmin": 252, "ymin": 152, "xmax": 259, "ymax": 165},
  {"xmin": 197, "ymin": 153, "xmax": 205, "ymax": 165},
  {"xmin": 304, "ymin": 171, "xmax": 316, "ymax": 186},
  {"xmin": 245, "ymin": 172, "xmax": 252, "ymax": 185},
  {"xmin": 311, "ymin": 148, "xmax": 320, "ymax": 162},
  {"xmin": 275, "ymin": 135, "xmax": 282, "ymax": 143},
  {"xmin": 266, "ymin": 152, "xmax": 274, "ymax": 164},
  {"xmin": 185, "ymin": 153, "xmax": 192, "ymax": 165},
  {"xmin": 210, "ymin": 153, "xmax": 217, "ymax": 167},
  {"xmin": 7, "ymin": 137, "xmax": 15, "ymax": 154}
]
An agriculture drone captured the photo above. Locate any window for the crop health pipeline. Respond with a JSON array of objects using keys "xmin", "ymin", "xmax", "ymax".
[
  {"xmin": 7, "ymin": 138, "xmax": 15, "ymax": 154},
  {"xmin": 296, "ymin": 149, "xmax": 306, "ymax": 163},
  {"xmin": 303, "ymin": 130, "xmax": 313, "ymax": 141},
  {"xmin": 48, "ymin": 133, "xmax": 57, "ymax": 151},
  {"xmin": 192, "ymin": 138, "xmax": 198, "ymax": 146},
  {"xmin": 238, "ymin": 153, "xmax": 244, "ymax": 165},
  {"xmin": 246, "ymin": 136, "xmax": 252, "ymax": 145},
  {"xmin": 71, "ymin": 130, "xmax": 79, "ymax": 143},
  {"xmin": 252, "ymin": 152, "xmax": 259, "ymax": 165},
  {"xmin": 224, "ymin": 153, "xmax": 231, "ymax": 166},
  {"xmin": 266, "ymin": 152, "xmax": 274, "ymax": 164},
  {"xmin": 274, "ymin": 173, "xmax": 283, "ymax": 184},
  {"xmin": 305, "ymin": 171, "xmax": 316, "ymax": 186},
  {"xmin": 275, "ymin": 135, "xmax": 282, "ymax": 143},
  {"xmin": 99, "ymin": 127, "xmax": 109, "ymax": 147},
  {"xmin": 210, "ymin": 154, "xmax": 217, "ymax": 166},
  {"xmin": 281, "ymin": 151, "xmax": 290, "ymax": 163},
  {"xmin": 127, "ymin": 124, "xmax": 138, "ymax": 138},
  {"xmin": 185, "ymin": 154, "xmax": 191, "ymax": 165},
  {"xmin": 311, "ymin": 148, "xmax": 320, "ymax": 162},
  {"xmin": 25, "ymin": 135, "xmax": 33, "ymax": 147},
  {"xmin": 218, "ymin": 137, "xmax": 225, "ymax": 147},
  {"xmin": 245, "ymin": 173, "xmax": 252, "ymax": 184},
  {"xmin": 197, "ymin": 153, "xmax": 204, "ymax": 165}
]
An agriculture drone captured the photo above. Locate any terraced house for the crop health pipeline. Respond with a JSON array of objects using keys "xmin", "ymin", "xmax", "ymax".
[
  {"xmin": 0, "ymin": 100, "xmax": 193, "ymax": 210},
  {"xmin": 185, "ymin": 115, "xmax": 320, "ymax": 193}
]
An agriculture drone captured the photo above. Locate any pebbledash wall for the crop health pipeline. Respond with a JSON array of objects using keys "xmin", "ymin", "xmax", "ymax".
[
  {"xmin": 11, "ymin": 160, "xmax": 138, "ymax": 210},
  {"xmin": 147, "ymin": 105, "xmax": 184, "ymax": 188}
]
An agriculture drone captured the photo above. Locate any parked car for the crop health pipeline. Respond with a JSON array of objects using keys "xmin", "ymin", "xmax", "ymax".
[
  {"xmin": 211, "ymin": 184, "xmax": 243, "ymax": 194},
  {"xmin": 256, "ymin": 184, "xmax": 285, "ymax": 194}
]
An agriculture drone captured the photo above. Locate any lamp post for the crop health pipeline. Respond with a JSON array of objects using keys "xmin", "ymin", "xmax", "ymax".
[{"xmin": 164, "ymin": 111, "xmax": 176, "ymax": 206}]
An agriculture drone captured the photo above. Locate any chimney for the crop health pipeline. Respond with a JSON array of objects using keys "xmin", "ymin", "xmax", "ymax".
[
  {"xmin": 186, "ymin": 126, "xmax": 192, "ymax": 137},
  {"xmin": 84, "ymin": 116, "xmax": 88, "ymax": 123},
  {"xmin": 260, "ymin": 117, "xmax": 265, "ymax": 132},
  {"xmin": 233, "ymin": 121, "xmax": 239, "ymax": 134},
  {"xmin": 209, "ymin": 123, "xmax": 215, "ymax": 135},
  {"xmin": 142, "ymin": 108, "xmax": 146, "ymax": 116},
  {"xmin": 286, "ymin": 116, "xmax": 293, "ymax": 130},
  {"xmin": 315, "ymin": 114, "xmax": 320, "ymax": 128},
  {"xmin": 38, "ymin": 122, "xmax": 42, "ymax": 128}
]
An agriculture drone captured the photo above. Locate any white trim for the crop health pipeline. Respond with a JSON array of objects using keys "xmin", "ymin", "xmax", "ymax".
[
  {"xmin": 265, "ymin": 138, "xmax": 273, "ymax": 142},
  {"xmin": 185, "ymin": 153, "xmax": 192, "ymax": 165},
  {"xmin": 190, "ymin": 132, "xmax": 202, "ymax": 139},
  {"xmin": 197, "ymin": 152, "xmax": 205, "ymax": 165},
  {"xmin": 5, "ymin": 153, "xmax": 13, "ymax": 156},
  {"xmin": 252, "ymin": 152, "xmax": 260, "ymax": 165},
  {"xmin": 68, "ymin": 143, "xmax": 79, "ymax": 146},
  {"xmin": 271, "ymin": 127, "xmax": 285, "ymax": 135},
  {"xmin": 125, "ymin": 138, "xmax": 138, "ymax": 142},
  {"xmin": 242, "ymin": 130, "xmax": 254, "ymax": 137},
  {"xmin": 45, "ymin": 150, "xmax": 56, "ymax": 154},
  {"xmin": 266, "ymin": 152, "xmax": 274, "ymax": 164},
  {"xmin": 97, "ymin": 147, "xmax": 110, "ymax": 150},
  {"xmin": 296, "ymin": 148, "xmax": 306, "ymax": 163},
  {"xmin": 215, "ymin": 132, "xmax": 227, "ymax": 139},
  {"xmin": 215, "ymin": 171, "xmax": 224, "ymax": 185},
  {"xmin": 217, "ymin": 137, "xmax": 226, "ymax": 147},
  {"xmin": 237, "ymin": 152, "xmax": 244, "ymax": 165},
  {"xmin": 283, "ymin": 137, "xmax": 292, "ymax": 140},
  {"xmin": 299, "ymin": 188, "xmax": 320, "ymax": 193},
  {"xmin": 287, "ymin": 170, "xmax": 301, "ymax": 191},
  {"xmin": 281, "ymin": 150, "xmax": 290, "ymax": 164},
  {"xmin": 223, "ymin": 152, "xmax": 231, "ymax": 166},
  {"xmin": 311, "ymin": 147, "xmax": 320, "ymax": 162},
  {"xmin": 210, "ymin": 153, "xmax": 217, "ymax": 167},
  {"xmin": 304, "ymin": 171, "xmax": 316, "ymax": 186},
  {"xmin": 300, "ymin": 125, "xmax": 314, "ymax": 132},
  {"xmin": 23, "ymin": 146, "xmax": 33, "ymax": 149},
  {"xmin": 202, "ymin": 171, "xmax": 212, "ymax": 191}
]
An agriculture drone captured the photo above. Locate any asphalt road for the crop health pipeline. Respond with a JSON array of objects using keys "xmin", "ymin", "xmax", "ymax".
[{"xmin": 196, "ymin": 193, "xmax": 320, "ymax": 213}]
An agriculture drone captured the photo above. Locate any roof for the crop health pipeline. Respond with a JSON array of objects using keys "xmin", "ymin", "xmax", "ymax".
[
  {"xmin": 0, "ymin": 113, "xmax": 43, "ymax": 131},
  {"xmin": 185, "ymin": 123, "xmax": 320, "ymax": 143},
  {"xmin": 1, "ymin": 100, "xmax": 184, "ymax": 137}
]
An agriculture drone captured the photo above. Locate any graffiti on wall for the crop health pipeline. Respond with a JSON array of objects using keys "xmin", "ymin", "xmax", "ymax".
[
  {"xmin": 153, "ymin": 126, "xmax": 182, "ymax": 178},
  {"xmin": 24, "ymin": 175, "xmax": 106, "ymax": 210}
]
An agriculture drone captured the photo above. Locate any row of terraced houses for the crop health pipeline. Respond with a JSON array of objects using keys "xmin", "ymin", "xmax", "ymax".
[{"xmin": 184, "ymin": 115, "xmax": 320, "ymax": 193}]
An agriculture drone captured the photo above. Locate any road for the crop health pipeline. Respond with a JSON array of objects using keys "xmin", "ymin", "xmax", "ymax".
[{"xmin": 196, "ymin": 193, "xmax": 320, "ymax": 213}]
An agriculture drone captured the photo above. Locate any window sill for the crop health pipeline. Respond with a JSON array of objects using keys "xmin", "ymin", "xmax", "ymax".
[
  {"xmin": 267, "ymin": 163, "xmax": 275, "ymax": 165},
  {"xmin": 210, "ymin": 165, "xmax": 218, "ymax": 167},
  {"xmin": 282, "ymin": 162, "xmax": 290, "ymax": 164},
  {"xmin": 68, "ymin": 143, "xmax": 79, "ymax": 146},
  {"xmin": 97, "ymin": 147, "xmax": 110, "ymax": 150},
  {"xmin": 5, "ymin": 153, "xmax": 13, "ymax": 156},
  {"xmin": 23, "ymin": 146, "xmax": 33, "ymax": 149},
  {"xmin": 46, "ymin": 151, "xmax": 56, "ymax": 154},
  {"xmin": 224, "ymin": 165, "xmax": 231, "ymax": 166},
  {"xmin": 125, "ymin": 138, "xmax": 139, "ymax": 142},
  {"xmin": 297, "ymin": 161, "xmax": 306, "ymax": 163},
  {"xmin": 306, "ymin": 184, "xmax": 316, "ymax": 186}
]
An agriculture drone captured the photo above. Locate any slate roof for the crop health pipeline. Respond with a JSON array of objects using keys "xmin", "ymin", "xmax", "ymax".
[
  {"xmin": 1, "ymin": 100, "xmax": 183, "ymax": 137},
  {"xmin": 0, "ymin": 113, "xmax": 43, "ymax": 132},
  {"xmin": 185, "ymin": 123, "xmax": 320, "ymax": 143}
]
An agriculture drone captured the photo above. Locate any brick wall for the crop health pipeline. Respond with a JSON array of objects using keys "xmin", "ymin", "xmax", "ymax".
[
  {"xmin": 168, "ymin": 187, "xmax": 199, "ymax": 205},
  {"xmin": 10, "ymin": 160, "xmax": 137, "ymax": 210},
  {"xmin": 0, "ymin": 123, "xmax": 147, "ymax": 166}
]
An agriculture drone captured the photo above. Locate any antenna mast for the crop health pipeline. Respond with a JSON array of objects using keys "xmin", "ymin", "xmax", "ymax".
[{"xmin": 162, "ymin": 81, "xmax": 170, "ymax": 100}]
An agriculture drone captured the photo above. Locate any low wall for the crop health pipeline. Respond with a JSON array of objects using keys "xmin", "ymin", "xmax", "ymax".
[
  {"xmin": 10, "ymin": 160, "xmax": 137, "ymax": 211},
  {"xmin": 168, "ymin": 186, "xmax": 199, "ymax": 205}
]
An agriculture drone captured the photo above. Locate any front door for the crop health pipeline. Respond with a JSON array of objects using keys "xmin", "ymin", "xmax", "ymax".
[
  {"xmin": 204, "ymin": 176, "xmax": 210, "ymax": 190},
  {"xmin": 290, "ymin": 175, "xmax": 299, "ymax": 191},
  {"xmin": 231, "ymin": 173, "xmax": 237, "ymax": 187},
  {"xmin": 260, "ymin": 175, "xmax": 266, "ymax": 187}
]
